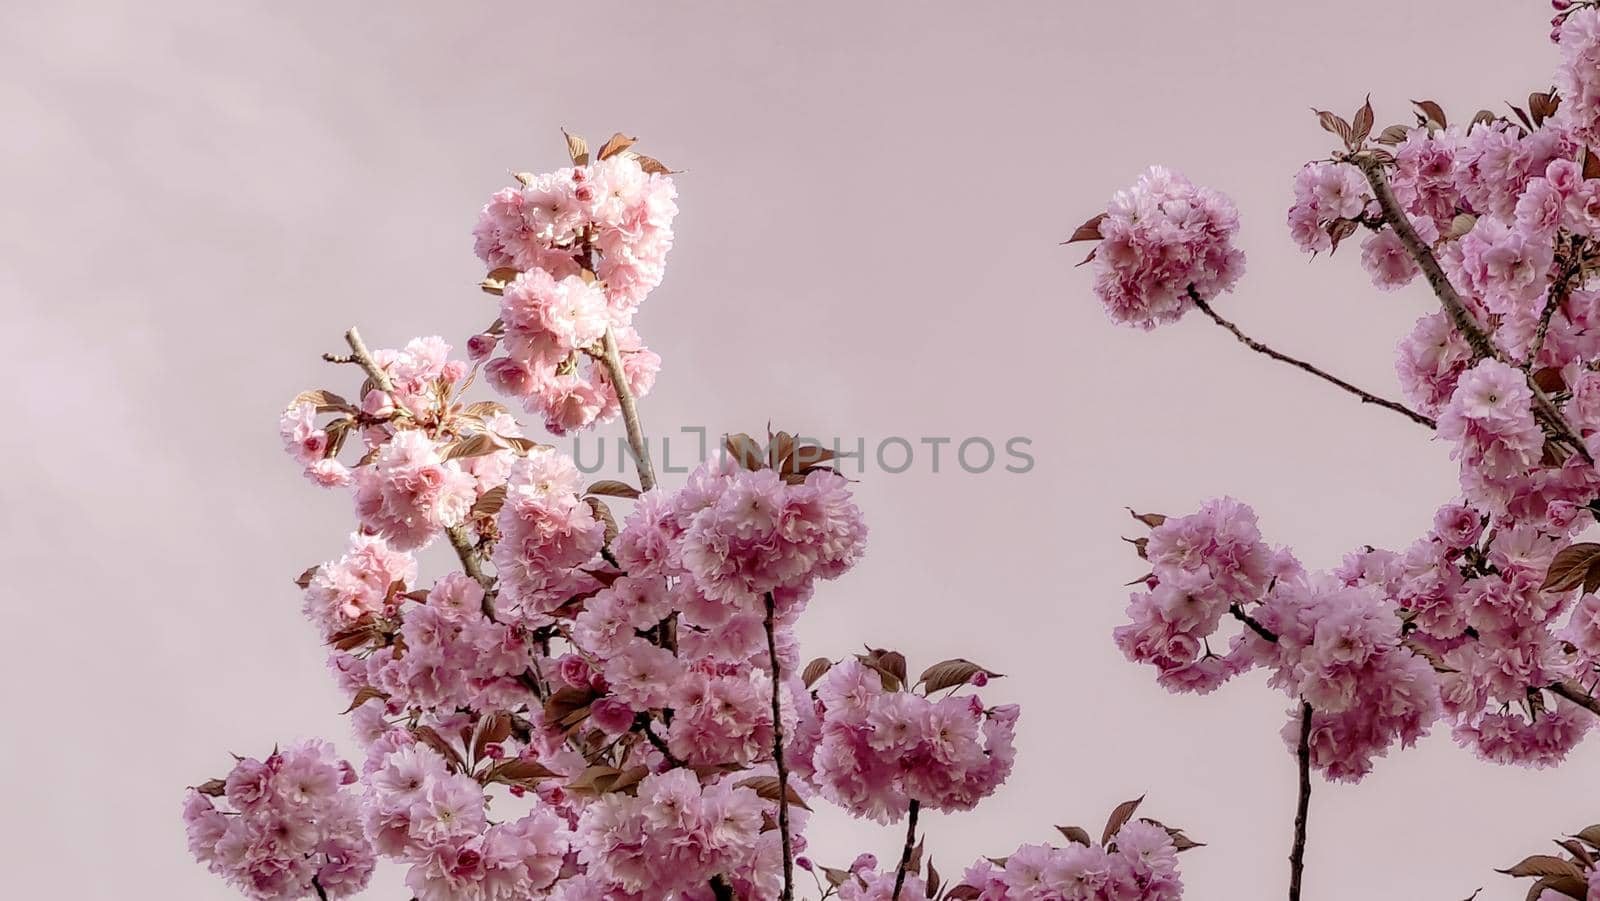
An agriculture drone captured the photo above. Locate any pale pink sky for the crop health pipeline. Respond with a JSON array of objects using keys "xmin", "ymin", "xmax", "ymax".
[{"xmin": 3, "ymin": 0, "xmax": 1594, "ymax": 898}]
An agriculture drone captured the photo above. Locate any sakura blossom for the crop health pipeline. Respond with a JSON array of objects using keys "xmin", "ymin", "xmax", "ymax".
[
  {"xmin": 1077, "ymin": 7, "xmax": 1600, "ymax": 896},
  {"xmin": 188, "ymin": 132, "xmax": 1193, "ymax": 901}
]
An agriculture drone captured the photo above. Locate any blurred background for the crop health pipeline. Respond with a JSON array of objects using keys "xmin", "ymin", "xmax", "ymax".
[{"xmin": 3, "ymin": 0, "xmax": 1593, "ymax": 897}]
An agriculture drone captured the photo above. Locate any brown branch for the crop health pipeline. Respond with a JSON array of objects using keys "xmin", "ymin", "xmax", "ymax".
[
  {"xmin": 599, "ymin": 328, "xmax": 657, "ymax": 491},
  {"xmin": 1190, "ymin": 290, "xmax": 1434, "ymax": 428},
  {"xmin": 1230, "ymin": 603, "xmax": 1280, "ymax": 643},
  {"xmin": 1289, "ymin": 701, "xmax": 1313, "ymax": 901},
  {"xmin": 1352, "ymin": 157, "xmax": 1497, "ymax": 359},
  {"xmin": 333, "ymin": 327, "xmax": 495, "ymax": 601},
  {"xmin": 892, "ymin": 800, "xmax": 920, "ymax": 901},
  {"xmin": 764, "ymin": 591, "xmax": 794, "ymax": 901},
  {"xmin": 709, "ymin": 876, "xmax": 735, "ymax": 901},
  {"xmin": 1351, "ymin": 155, "xmax": 1592, "ymax": 462},
  {"xmin": 1551, "ymin": 680, "xmax": 1600, "ymax": 717},
  {"xmin": 446, "ymin": 525, "xmax": 495, "ymax": 605},
  {"xmin": 640, "ymin": 718, "xmax": 685, "ymax": 768}
]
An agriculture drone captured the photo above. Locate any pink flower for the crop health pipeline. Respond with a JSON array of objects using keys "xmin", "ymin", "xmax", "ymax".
[{"xmin": 1090, "ymin": 166, "xmax": 1246, "ymax": 329}]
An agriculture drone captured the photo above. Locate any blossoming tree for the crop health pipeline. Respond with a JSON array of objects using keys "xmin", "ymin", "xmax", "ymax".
[
  {"xmin": 182, "ymin": 133, "xmax": 1198, "ymax": 901},
  {"xmin": 1072, "ymin": 4, "xmax": 1600, "ymax": 900}
]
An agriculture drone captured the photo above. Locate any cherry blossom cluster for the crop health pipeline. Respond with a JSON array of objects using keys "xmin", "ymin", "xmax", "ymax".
[
  {"xmin": 192, "ymin": 132, "xmax": 1194, "ymax": 900},
  {"xmin": 182, "ymin": 742, "xmax": 374, "ymax": 900},
  {"xmin": 816, "ymin": 796, "xmax": 1196, "ymax": 901},
  {"xmin": 791, "ymin": 656, "xmax": 1018, "ymax": 824},
  {"xmin": 470, "ymin": 138, "xmax": 675, "ymax": 435},
  {"xmin": 955, "ymin": 820, "xmax": 1185, "ymax": 901},
  {"xmin": 1083, "ymin": 165, "xmax": 1246, "ymax": 329},
  {"xmin": 1115, "ymin": 501, "xmax": 1440, "ymax": 781},
  {"xmin": 1078, "ymin": 5, "xmax": 1600, "ymax": 892},
  {"xmin": 357, "ymin": 740, "xmax": 569, "ymax": 901}
]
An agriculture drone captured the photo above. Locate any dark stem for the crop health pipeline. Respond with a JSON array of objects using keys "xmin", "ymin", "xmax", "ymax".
[
  {"xmin": 1229, "ymin": 603, "xmax": 1280, "ymax": 643},
  {"xmin": 446, "ymin": 525, "xmax": 495, "ymax": 604},
  {"xmin": 641, "ymin": 718, "xmax": 685, "ymax": 767},
  {"xmin": 1189, "ymin": 291, "xmax": 1433, "ymax": 429},
  {"xmin": 1289, "ymin": 701, "xmax": 1313, "ymax": 901},
  {"xmin": 764, "ymin": 591, "xmax": 794, "ymax": 901},
  {"xmin": 1527, "ymin": 287, "xmax": 1565, "ymax": 369},
  {"xmin": 709, "ymin": 876, "xmax": 735, "ymax": 901},
  {"xmin": 599, "ymin": 328, "xmax": 657, "ymax": 491},
  {"xmin": 334, "ymin": 328, "xmax": 495, "ymax": 596},
  {"xmin": 310, "ymin": 875, "xmax": 329, "ymax": 901},
  {"xmin": 1550, "ymin": 679, "xmax": 1600, "ymax": 718},
  {"xmin": 1351, "ymin": 155, "xmax": 1591, "ymax": 462},
  {"xmin": 892, "ymin": 800, "xmax": 920, "ymax": 901}
]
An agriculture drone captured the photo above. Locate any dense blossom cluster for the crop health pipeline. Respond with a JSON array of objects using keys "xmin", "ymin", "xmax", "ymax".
[
  {"xmin": 793, "ymin": 657, "xmax": 1018, "ymax": 823},
  {"xmin": 1084, "ymin": 7, "xmax": 1600, "ymax": 883},
  {"xmin": 1086, "ymin": 165, "xmax": 1245, "ymax": 329},
  {"xmin": 471, "ymin": 149, "xmax": 674, "ymax": 435},
  {"xmin": 955, "ymin": 820, "xmax": 1184, "ymax": 901},
  {"xmin": 191, "ymin": 135, "xmax": 1196, "ymax": 901},
  {"xmin": 183, "ymin": 742, "xmax": 374, "ymax": 900}
]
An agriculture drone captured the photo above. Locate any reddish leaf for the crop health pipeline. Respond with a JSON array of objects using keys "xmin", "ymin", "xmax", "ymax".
[
  {"xmin": 917, "ymin": 659, "xmax": 1002, "ymax": 694},
  {"xmin": 562, "ymin": 129, "xmax": 589, "ymax": 166},
  {"xmin": 1315, "ymin": 109, "xmax": 1354, "ymax": 146},
  {"xmin": 1056, "ymin": 825, "xmax": 1093, "ymax": 846},
  {"xmin": 1413, "ymin": 99, "xmax": 1447, "ymax": 129},
  {"xmin": 1374, "ymin": 124, "xmax": 1411, "ymax": 145},
  {"xmin": 586, "ymin": 480, "xmax": 641, "ymax": 499},
  {"xmin": 341, "ymin": 686, "xmax": 389, "ymax": 714},
  {"xmin": 1063, "ymin": 212, "xmax": 1108, "ymax": 244},
  {"xmin": 194, "ymin": 778, "xmax": 227, "ymax": 797},
  {"xmin": 1497, "ymin": 855, "xmax": 1586, "ymax": 880},
  {"xmin": 1102, "ymin": 796, "xmax": 1145, "ymax": 846},
  {"xmin": 293, "ymin": 564, "xmax": 321, "ymax": 590},
  {"xmin": 1542, "ymin": 543, "xmax": 1600, "ymax": 592},
  {"xmin": 1127, "ymin": 509, "xmax": 1167, "ymax": 528},
  {"xmin": 596, "ymin": 132, "xmax": 637, "ymax": 161},
  {"xmin": 1351, "ymin": 94, "xmax": 1374, "ymax": 147},
  {"xmin": 802, "ymin": 656, "xmax": 833, "ymax": 688},
  {"xmin": 471, "ymin": 484, "xmax": 507, "ymax": 519},
  {"xmin": 737, "ymin": 775, "xmax": 812, "ymax": 811}
]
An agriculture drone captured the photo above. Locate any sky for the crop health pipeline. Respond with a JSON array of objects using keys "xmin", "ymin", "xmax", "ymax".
[{"xmin": 2, "ymin": 0, "xmax": 1594, "ymax": 898}]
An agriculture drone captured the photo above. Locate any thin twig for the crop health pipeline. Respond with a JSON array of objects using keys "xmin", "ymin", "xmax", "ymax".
[
  {"xmin": 1550, "ymin": 679, "xmax": 1600, "ymax": 717},
  {"xmin": 310, "ymin": 874, "xmax": 329, "ymax": 901},
  {"xmin": 599, "ymin": 328, "xmax": 657, "ymax": 491},
  {"xmin": 892, "ymin": 800, "xmax": 920, "ymax": 901},
  {"xmin": 764, "ymin": 591, "xmax": 794, "ymax": 901},
  {"xmin": 641, "ymin": 718, "xmax": 686, "ymax": 768},
  {"xmin": 446, "ymin": 525, "xmax": 496, "ymax": 604},
  {"xmin": 1289, "ymin": 701, "xmax": 1313, "ymax": 901},
  {"xmin": 1229, "ymin": 603, "xmax": 1280, "ymax": 643},
  {"xmin": 1189, "ymin": 290, "xmax": 1433, "ymax": 428},
  {"xmin": 1351, "ymin": 155, "xmax": 1592, "ymax": 462},
  {"xmin": 334, "ymin": 328, "xmax": 495, "ymax": 600}
]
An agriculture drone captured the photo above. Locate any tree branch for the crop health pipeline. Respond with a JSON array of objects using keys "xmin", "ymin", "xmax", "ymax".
[
  {"xmin": 332, "ymin": 327, "xmax": 495, "ymax": 601},
  {"xmin": 1550, "ymin": 679, "xmax": 1600, "ymax": 717},
  {"xmin": 641, "ymin": 718, "xmax": 686, "ymax": 768},
  {"xmin": 764, "ymin": 591, "xmax": 794, "ymax": 901},
  {"xmin": 1289, "ymin": 701, "xmax": 1313, "ymax": 901},
  {"xmin": 709, "ymin": 876, "xmax": 735, "ymax": 901},
  {"xmin": 1230, "ymin": 603, "xmax": 1280, "ymax": 643},
  {"xmin": 892, "ymin": 800, "xmax": 920, "ymax": 901},
  {"xmin": 1190, "ymin": 290, "xmax": 1434, "ymax": 429},
  {"xmin": 599, "ymin": 328, "xmax": 657, "ymax": 492},
  {"xmin": 1350, "ymin": 155, "xmax": 1592, "ymax": 462}
]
